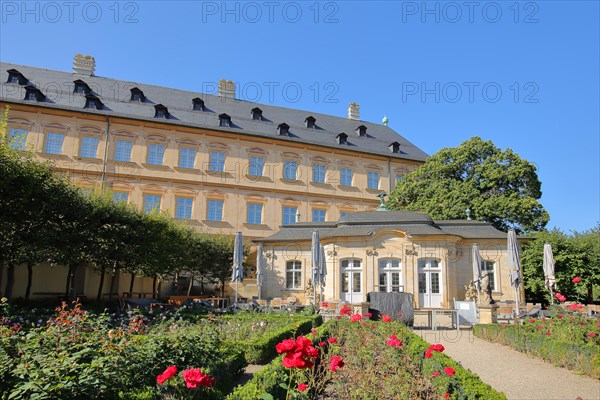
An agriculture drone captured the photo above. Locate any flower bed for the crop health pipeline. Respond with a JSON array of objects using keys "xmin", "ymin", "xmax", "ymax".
[
  {"xmin": 0, "ymin": 302, "xmax": 246, "ymax": 399},
  {"xmin": 228, "ymin": 315, "xmax": 505, "ymax": 400},
  {"xmin": 474, "ymin": 311, "xmax": 600, "ymax": 379}
]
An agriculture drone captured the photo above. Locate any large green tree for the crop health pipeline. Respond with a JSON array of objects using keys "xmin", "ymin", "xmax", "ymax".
[{"xmin": 387, "ymin": 137, "xmax": 549, "ymax": 233}]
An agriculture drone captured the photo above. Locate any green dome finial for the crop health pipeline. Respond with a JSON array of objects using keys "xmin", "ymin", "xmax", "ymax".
[{"xmin": 382, "ymin": 115, "xmax": 389, "ymax": 126}]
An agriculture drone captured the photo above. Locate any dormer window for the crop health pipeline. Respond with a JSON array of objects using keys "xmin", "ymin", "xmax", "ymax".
[
  {"xmin": 24, "ymin": 86, "xmax": 44, "ymax": 102},
  {"xmin": 336, "ymin": 132, "xmax": 348, "ymax": 145},
  {"xmin": 73, "ymin": 80, "xmax": 90, "ymax": 94},
  {"xmin": 277, "ymin": 123, "xmax": 290, "ymax": 136},
  {"xmin": 389, "ymin": 142, "xmax": 401, "ymax": 153},
  {"xmin": 192, "ymin": 98, "xmax": 205, "ymax": 111},
  {"xmin": 130, "ymin": 87, "xmax": 145, "ymax": 102},
  {"xmin": 84, "ymin": 95, "xmax": 103, "ymax": 110},
  {"xmin": 251, "ymin": 107, "xmax": 263, "ymax": 121},
  {"xmin": 7, "ymin": 69, "xmax": 26, "ymax": 85},
  {"xmin": 356, "ymin": 125, "xmax": 367, "ymax": 137},
  {"xmin": 219, "ymin": 113, "xmax": 232, "ymax": 127},
  {"xmin": 305, "ymin": 116, "xmax": 316, "ymax": 128},
  {"xmin": 154, "ymin": 104, "xmax": 169, "ymax": 119}
]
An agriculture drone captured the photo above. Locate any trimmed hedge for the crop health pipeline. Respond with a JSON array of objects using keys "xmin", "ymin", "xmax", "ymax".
[
  {"xmin": 228, "ymin": 320, "xmax": 505, "ymax": 400},
  {"xmin": 226, "ymin": 314, "xmax": 323, "ymax": 364},
  {"xmin": 474, "ymin": 324, "xmax": 600, "ymax": 380}
]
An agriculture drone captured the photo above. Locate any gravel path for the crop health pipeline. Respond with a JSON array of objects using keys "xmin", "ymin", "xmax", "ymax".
[{"xmin": 414, "ymin": 327, "xmax": 600, "ymax": 400}]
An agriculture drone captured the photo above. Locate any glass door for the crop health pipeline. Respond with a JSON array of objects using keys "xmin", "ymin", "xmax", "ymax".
[
  {"xmin": 341, "ymin": 259, "xmax": 362, "ymax": 303},
  {"xmin": 417, "ymin": 259, "xmax": 442, "ymax": 308}
]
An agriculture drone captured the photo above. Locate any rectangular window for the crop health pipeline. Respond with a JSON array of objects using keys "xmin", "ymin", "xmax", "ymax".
[
  {"xmin": 249, "ymin": 156, "xmax": 264, "ymax": 177},
  {"xmin": 176, "ymin": 197, "xmax": 193, "ymax": 219},
  {"xmin": 179, "ymin": 147, "xmax": 196, "ymax": 169},
  {"xmin": 481, "ymin": 261, "xmax": 496, "ymax": 291},
  {"xmin": 45, "ymin": 132, "xmax": 65, "ymax": 155},
  {"xmin": 340, "ymin": 168, "xmax": 353, "ymax": 186},
  {"xmin": 247, "ymin": 203, "xmax": 263, "ymax": 225},
  {"xmin": 312, "ymin": 209, "xmax": 326, "ymax": 222},
  {"xmin": 115, "ymin": 140, "xmax": 133, "ymax": 162},
  {"xmin": 209, "ymin": 151, "xmax": 225, "ymax": 172},
  {"xmin": 283, "ymin": 161, "xmax": 297, "ymax": 180},
  {"xmin": 144, "ymin": 194, "xmax": 161, "ymax": 214},
  {"xmin": 113, "ymin": 192, "xmax": 129, "ymax": 203},
  {"xmin": 340, "ymin": 211, "xmax": 350, "ymax": 217},
  {"xmin": 368, "ymin": 172, "xmax": 380, "ymax": 190},
  {"xmin": 8, "ymin": 128, "xmax": 28, "ymax": 150},
  {"xmin": 283, "ymin": 206, "xmax": 297, "ymax": 225},
  {"xmin": 286, "ymin": 261, "xmax": 302, "ymax": 289},
  {"xmin": 147, "ymin": 143, "xmax": 165, "ymax": 166},
  {"xmin": 80, "ymin": 136, "xmax": 99, "ymax": 158},
  {"xmin": 207, "ymin": 200, "xmax": 224, "ymax": 222},
  {"xmin": 312, "ymin": 164, "xmax": 326, "ymax": 183}
]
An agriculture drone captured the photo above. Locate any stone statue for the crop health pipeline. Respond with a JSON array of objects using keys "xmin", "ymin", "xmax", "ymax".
[
  {"xmin": 480, "ymin": 272, "xmax": 495, "ymax": 304},
  {"xmin": 305, "ymin": 279, "xmax": 314, "ymax": 305},
  {"xmin": 464, "ymin": 280, "xmax": 478, "ymax": 301}
]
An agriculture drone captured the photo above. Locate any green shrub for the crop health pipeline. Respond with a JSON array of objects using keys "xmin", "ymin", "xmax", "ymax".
[{"xmin": 474, "ymin": 323, "xmax": 600, "ymax": 379}]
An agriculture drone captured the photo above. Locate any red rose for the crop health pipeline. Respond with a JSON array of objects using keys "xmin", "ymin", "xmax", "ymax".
[
  {"xmin": 424, "ymin": 349, "xmax": 433, "ymax": 359},
  {"xmin": 311, "ymin": 329, "xmax": 317, "ymax": 335},
  {"xmin": 502, "ymin": 324, "xmax": 507, "ymax": 329},
  {"xmin": 443, "ymin": 367, "xmax": 456, "ymax": 376},
  {"xmin": 386, "ymin": 334, "xmax": 403, "ymax": 347},
  {"xmin": 182, "ymin": 368, "xmax": 214, "ymax": 389},
  {"xmin": 329, "ymin": 355, "xmax": 344, "ymax": 372},
  {"xmin": 277, "ymin": 336, "xmax": 319, "ymax": 369},
  {"xmin": 372, "ymin": 325, "xmax": 377, "ymax": 329},
  {"xmin": 431, "ymin": 344, "xmax": 445, "ymax": 352},
  {"xmin": 444, "ymin": 393, "xmax": 451, "ymax": 399},
  {"xmin": 327, "ymin": 337, "xmax": 337, "ymax": 344},
  {"xmin": 156, "ymin": 365, "xmax": 177, "ymax": 385},
  {"xmin": 297, "ymin": 383, "xmax": 308, "ymax": 392},
  {"xmin": 321, "ymin": 302, "xmax": 329, "ymax": 308},
  {"xmin": 382, "ymin": 315, "xmax": 392, "ymax": 322},
  {"xmin": 350, "ymin": 314, "xmax": 363, "ymax": 322},
  {"xmin": 319, "ymin": 341, "xmax": 326, "ymax": 347},
  {"xmin": 572, "ymin": 276, "xmax": 581, "ymax": 283},
  {"xmin": 431, "ymin": 371, "xmax": 440, "ymax": 378},
  {"xmin": 529, "ymin": 318, "xmax": 535, "ymax": 323},
  {"xmin": 545, "ymin": 331, "xmax": 551, "ymax": 336},
  {"xmin": 340, "ymin": 305, "xmax": 352, "ymax": 315},
  {"xmin": 363, "ymin": 312, "xmax": 372, "ymax": 318},
  {"xmin": 276, "ymin": 338, "xmax": 296, "ymax": 353}
]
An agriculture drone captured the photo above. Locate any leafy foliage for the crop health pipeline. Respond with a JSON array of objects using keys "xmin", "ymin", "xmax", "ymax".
[{"xmin": 387, "ymin": 137, "xmax": 549, "ymax": 233}]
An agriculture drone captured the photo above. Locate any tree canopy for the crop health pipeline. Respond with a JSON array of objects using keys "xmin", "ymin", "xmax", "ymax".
[{"xmin": 387, "ymin": 136, "xmax": 549, "ymax": 233}]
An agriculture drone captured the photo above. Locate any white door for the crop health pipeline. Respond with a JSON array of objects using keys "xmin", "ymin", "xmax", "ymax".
[
  {"xmin": 341, "ymin": 259, "xmax": 362, "ymax": 303},
  {"xmin": 418, "ymin": 259, "xmax": 442, "ymax": 308},
  {"xmin": 378, "ymin": 259, "xmax": 403, "ymax": 292}
]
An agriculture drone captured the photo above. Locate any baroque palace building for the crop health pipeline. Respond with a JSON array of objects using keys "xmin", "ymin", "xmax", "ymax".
[
  {"xmin": 1, "ymin": 56, "xmax": 427, "ymax": 239},
  {"xmin": 0, "ymin": 55, "xmax": 432, "ymax": 300}
]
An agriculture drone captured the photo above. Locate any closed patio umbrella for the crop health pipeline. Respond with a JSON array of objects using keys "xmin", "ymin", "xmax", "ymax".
[
  {"xmin": 508, "ymin": 229, "xmax": 521, "ymax": 316},
  {"xmin": 472, "ymin": 243, "xmax": 483, "ymax": 303},
  {"xmin": 311, "ymin": 231, "xmax": 321, "ymax": 306},
  {"xmin": 319, "ymin": 244, "xmax": 327, "ymax": 303},
  {"xmin": 256, "ymin": 244, "xmax": 266, "ymax": 300},
  {"xmin": 232, "ymin": 232, "xmax": 243, "ymax": 305},
  {"xmin": 543, "ymin": 243, "xmax": 556, "ymax": 303}
]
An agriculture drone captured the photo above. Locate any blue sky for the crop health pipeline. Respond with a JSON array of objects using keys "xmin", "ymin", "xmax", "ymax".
[{"xmin": 1, "ymin": 1, "xmax": 598, "ymax": 232}]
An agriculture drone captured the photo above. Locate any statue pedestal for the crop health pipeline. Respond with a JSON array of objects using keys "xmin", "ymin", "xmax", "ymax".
[{"xmin": 478, "ymin": 304, "xmax": 499, "ymax": 324}]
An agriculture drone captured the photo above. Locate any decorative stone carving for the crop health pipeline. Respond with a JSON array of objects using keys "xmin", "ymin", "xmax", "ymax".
[
  {"xmin": 480, "ymin": 272, "xmax": 495, "ymax": 304},
  {"xmin": 464, "ymin": 280, "xmax": 478, "ymax": 301}
]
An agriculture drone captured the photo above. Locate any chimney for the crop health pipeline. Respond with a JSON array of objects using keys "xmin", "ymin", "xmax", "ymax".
[
  {"xmin": 348, "ymin": 102, "xmax": 360, "ymax": 120},
  {"xmin": 218, "ymin": 79, "xmax": 236, "ymax": 100},
  {"xmin": 73, "ymin": 54, "xmax": 96, "ymax": 76}
]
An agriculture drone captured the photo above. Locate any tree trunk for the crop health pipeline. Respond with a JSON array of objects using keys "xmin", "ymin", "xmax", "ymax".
[
  {"xmin": 108, "ymin": 266, "xmax": 118, "ymax": 305},
  {"xmin": 65, "ymin": 264, "xmax": 76, "ymax": 297},
  {"xmin": 187, "ymin": 275, "xmax": 194, "ymax": 296},
  {"xmin": 25, "ymin": 263, "xmax": 34, "ymax": 301},
  {"xmin": 220, "ymin": 278, "xmax": 225, "ymax": 297},
  {"xmin": 4, "ymin": 264, "xmax": 15, "ymax": 301},
  {"xmin": 152, "ymin": 275, "xmax": 158, "ymax": 299},
  {"xmin": 157, "ymin": 278, "xmax": 162, "ymax": 300},
  {"xmin": 587, "ymin": 284, "xmax": 593, "ymax": 304},
  {"xmin": 96, "ymin": 266, "xmax": 106, "ymax": 302},
  {"xmin": 0, "ymin": 255, "xmax": 5, "ymax": 297},
  {"xmin": 129, "ymin": 273, "xmax": 135, "ymax": 295}
]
